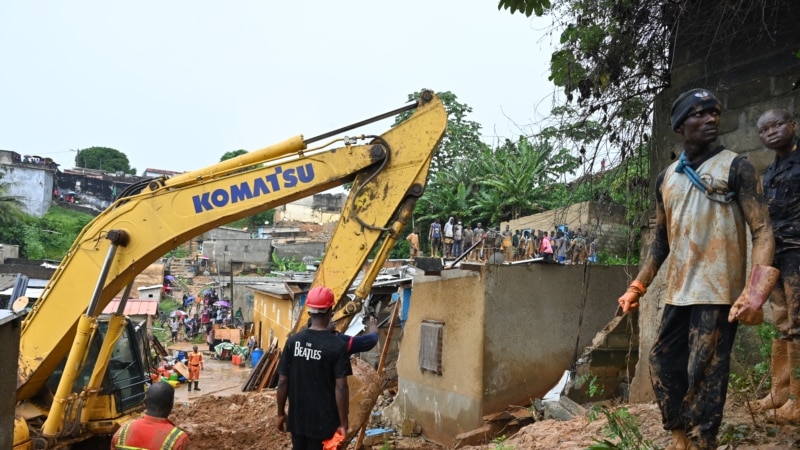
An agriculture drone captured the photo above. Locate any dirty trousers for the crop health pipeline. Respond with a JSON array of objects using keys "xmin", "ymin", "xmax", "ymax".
[
  {"xmin": 649, "ymin": 304, "xmax": 737, "ymax": 447},
  {"xmin": 291, "ymin": 433, "xmax": 323, "ymax": 450},
  {"xmin": 771, "ymin": 249, "xmax": 800, "ymax": 339}
]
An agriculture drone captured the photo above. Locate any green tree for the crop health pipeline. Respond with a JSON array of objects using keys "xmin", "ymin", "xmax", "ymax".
[
  {"xmin": 497, "ymin": 0, "xmax": 551, "ymax": 16},
  {"xmin": 416, "ymin": 168, "xmax": 472, "ymax": 222},
  {"xmin": 395, "ymin": 90, "xmax": 489, "ymax": 173},
  {"xmin": 472, "ymin": 136, "xmax": 579, "ymax": 224},
  {"xmin": 497, "ymin": 0, "xmax": 777, "ymax": 223},
  {"xmin": 75, "ymin": 147, "xmax": 136, "ymax": 174},
  {"xmin": 0, "ymin": 172, "xmax": 26, "ymax": 228},
  {"xmin": 220, "ymin": 149, "xmax": 248, "ymax": 161}
]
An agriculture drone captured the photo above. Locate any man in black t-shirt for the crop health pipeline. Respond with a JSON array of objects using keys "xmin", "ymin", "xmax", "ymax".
[{"xmin": 276, "ymin": 286, "xmax": 352, "ymax": 450}]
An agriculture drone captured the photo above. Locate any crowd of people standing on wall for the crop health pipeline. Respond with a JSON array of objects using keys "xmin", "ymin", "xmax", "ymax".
[{"xmin": 408, "ymin": 218, "xmax": 598, "ymax": 264}]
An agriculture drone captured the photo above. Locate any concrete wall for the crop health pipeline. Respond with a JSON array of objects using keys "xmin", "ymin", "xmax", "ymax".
[
  {"xmin": 482, "ymin": 264, "xmax": 631, "ymax": 411},
  {"xmin": 202, "ymin": 227, "xmax": 252, "ymax": 241},
  {"xmin": 272, "ymin": 241, "xmax": 326, "ymax": 261},
  {"xmin": 201, "ymin": 239, "xmax": 272, "ymax": 269},
  {"xmin": 251, "ymin": 290, "xmax": 293, "ymax": 349},
  {"xmin": 568, "ymin": 314, "xmax": 639, "ymax": 405},
  {"xmin": 0, "ymin": 260, "xmax": 55, "ymax": 280},
  {"xmin": 391, "ymin": 263, "xmax": 634, "ymax": 446},
  {"xmin": 391, "ymin": 269, "xmax": 486, "ymax": 446},
  {"xmin": 630, "ymin": 1, "xmax": 800, "ymax": 403},
  {"xmin": 0, "ymin": 164, "xmax": 54, "ymax": 217},
  {"xmin": 0, "ymin": 245, "xmax": 19, "ymax": 264},
  {"xmin": 230, "ymin": 281, "xmax": 256, "ymax": 323}
]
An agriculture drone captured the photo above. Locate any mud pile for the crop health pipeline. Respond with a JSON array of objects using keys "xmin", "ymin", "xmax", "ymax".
[{"xmin": 172, "ymin": 392, "xmax": 291, "ymax": 449}]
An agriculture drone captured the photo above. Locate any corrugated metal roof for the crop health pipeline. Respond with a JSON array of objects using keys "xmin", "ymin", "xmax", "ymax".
[
  {"xmin": 246, "ymin": 282, "xmax": 292, "ymax": 297},
  {"xmin": 102, "ymin": 298, "xmax": 159, "ymax": 316}
]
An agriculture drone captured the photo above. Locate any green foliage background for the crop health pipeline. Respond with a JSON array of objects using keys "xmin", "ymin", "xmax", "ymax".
[
  {"xmin": 0, "ymin": 205, "xmax": 93, "ymax": 260},
  {"xmin": 75, "ymin": 146, "xmax": 137, "ymax": 175}
]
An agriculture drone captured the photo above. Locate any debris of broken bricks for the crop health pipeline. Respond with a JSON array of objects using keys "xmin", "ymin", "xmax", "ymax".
[{"xmin": 537, "ymin": 396, "xmax": 587, "ymax": 421}]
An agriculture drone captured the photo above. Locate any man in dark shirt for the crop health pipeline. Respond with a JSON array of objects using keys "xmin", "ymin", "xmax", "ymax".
[
  {"xmin": 277, "ymin": 286, "xmax": 352, "ymax": 449},
  {"xmin": 757, "ymin": 109, "xmax": 800, "ymax": 422}
]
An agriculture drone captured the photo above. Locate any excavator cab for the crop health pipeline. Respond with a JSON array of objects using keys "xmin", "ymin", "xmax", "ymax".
[{"xmin": 43, "ymin": 317, "xmax": 150, "ymax": 423}]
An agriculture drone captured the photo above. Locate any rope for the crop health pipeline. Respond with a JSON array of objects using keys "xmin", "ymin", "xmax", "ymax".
[{"xmin": 675, "ymin": 152, "xmax": 735, "ymax": 203}]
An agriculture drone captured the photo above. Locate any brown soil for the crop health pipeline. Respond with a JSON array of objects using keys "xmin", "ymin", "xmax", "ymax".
[
  {"xmin": 170, "ymin": 392, "xmax": 800, "ymax": 449},
  {"xmin": 172, "ymin": 392, "xmax": 291, "ymax": 449},
  {"xmin": 123, "ymin": 262, "xmax": 165, "ymax": 298}
]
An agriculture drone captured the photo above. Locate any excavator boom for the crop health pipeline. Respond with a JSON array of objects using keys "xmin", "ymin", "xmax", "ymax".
[{"xmin": 17, "ymin": 91, "xmax": 447, "ymax": 410}]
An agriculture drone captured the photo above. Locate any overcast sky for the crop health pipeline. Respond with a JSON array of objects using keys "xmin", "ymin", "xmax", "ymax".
[{"xmin": 1, "ymin": 1, "xmax": 559, "ymax": 174}]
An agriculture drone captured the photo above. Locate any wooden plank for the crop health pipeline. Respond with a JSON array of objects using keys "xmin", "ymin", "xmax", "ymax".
[
  {"xmin": 151, "ymin": 335, "xmax": 168, "ymax": 357},
  {"xmin": 257, "ymin": 349, "xmax": 280, "ymax": 392},
  {"xmin": 482, "ymin": 411, "xmax": 513, "ymax": 422},
  {"xmin": 214, "ymin": 327, "xmax": 241, "ymax": 344},
  {"xmin": 173, "ymin": 361, "xmax": 191, "ymax": 379}
]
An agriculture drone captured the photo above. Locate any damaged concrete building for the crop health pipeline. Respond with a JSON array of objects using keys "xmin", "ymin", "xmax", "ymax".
[{"xmin": 384, "ymin": 263, "xmax": 635, "ymax": 446}]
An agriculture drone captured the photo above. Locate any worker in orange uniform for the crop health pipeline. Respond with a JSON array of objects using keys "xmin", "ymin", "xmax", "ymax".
[
  {"xmin": 187, "ymin": 345, "xmax": 204, "ymax": 391},
  {"xmin": 111, "ymin": 381, "xmax": 189, "ymax": 449}
]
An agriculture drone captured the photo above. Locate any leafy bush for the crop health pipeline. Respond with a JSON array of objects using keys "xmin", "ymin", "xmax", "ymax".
[{"xmin": 588, "ymin": 406, "xmax": 656, "ymax": 450}]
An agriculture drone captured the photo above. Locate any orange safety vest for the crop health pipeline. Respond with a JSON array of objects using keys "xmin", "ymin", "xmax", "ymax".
[
  {"xmin": 114, "ymin": 419, "xmax": 186, "ymax": 450},
  {"xmin": 188, "ymin": 352, "xmax": 203, "ymax": 366}
]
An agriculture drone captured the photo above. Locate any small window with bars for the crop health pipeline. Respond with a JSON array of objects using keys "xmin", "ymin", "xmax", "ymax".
[{"xmin": 419, "ymin": 320, "xmax": 444, "ymax": 375}]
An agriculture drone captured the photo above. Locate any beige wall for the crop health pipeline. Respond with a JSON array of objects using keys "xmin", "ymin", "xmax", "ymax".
[
  {"xmin": 391, "ymin": 269, "xmax": 486, "ymax": 445},
  {"xmin": 482, "ymin": 264, "xmax": 633, "ymax": 411},
  {"xmin": 251, "ymin": 291, "xmax": 293, "ymax": 349},
  {"xmin": 275, "ymin": 203, "xmax": 341, "ymax": 224}
]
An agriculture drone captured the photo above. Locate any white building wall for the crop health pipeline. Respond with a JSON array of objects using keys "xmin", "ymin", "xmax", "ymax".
[
  {"xmin": 0, "ymin": 165, "xmax": 54, "ymax": 217},
  {"xmin": 275, "ymin": 203, "xmax": 340, "ymax": 224}
]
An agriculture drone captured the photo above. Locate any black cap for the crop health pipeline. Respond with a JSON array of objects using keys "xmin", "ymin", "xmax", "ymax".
[{"xmin": 670, "ymin": 88, "xmax": 721, "ymax": 131}]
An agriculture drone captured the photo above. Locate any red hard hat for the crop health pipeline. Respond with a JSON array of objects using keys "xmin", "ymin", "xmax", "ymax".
[{"xmin": 306, "ymin": 286, "xmax": 335, "ymax": 311}]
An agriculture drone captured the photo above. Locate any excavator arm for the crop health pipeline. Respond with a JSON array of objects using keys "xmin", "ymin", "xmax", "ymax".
[{"xmin": 16, "ymin": 92, "xmax": 446, "ymax": 440}]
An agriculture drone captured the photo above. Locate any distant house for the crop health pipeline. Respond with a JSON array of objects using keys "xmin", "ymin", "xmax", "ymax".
[
  {"xmin": 274, "ymin": 192, "xmax": 346, "ymax": 224},
  {"xmin": 102, "ymin": 298, "xmax": 159, "ymax": 328},
  {"xmin": 137, "ymin": 285, "xmax": 163, "ymax": 301},
  {"xmin": 0, "ymin": 150, "xmax": 57, "ymax": 217},
  {"xmin": 197, "ymin": 226, "xmax": 272, "ymax": 273},
  {"xmin": 247, "ymin": 282, "xmax": 299, "ymax": 350},
  {"xmin": 56, "ymin": 167, "xmax": 150, "ymax": 211}
]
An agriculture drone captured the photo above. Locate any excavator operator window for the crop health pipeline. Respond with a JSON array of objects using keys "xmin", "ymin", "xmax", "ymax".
[
  {"xmin": 106, "ymin": 321, "xmax": 147, "ymax": 413},
  {"xmin": 46, "ymin": 320, "xmax": 147, "ymax": 413},
  {"xmin": 46, "ymin": 332, "xmax": 103, "ymax": 395}
]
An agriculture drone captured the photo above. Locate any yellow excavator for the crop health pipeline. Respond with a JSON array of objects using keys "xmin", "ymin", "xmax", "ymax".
[{"xmin": 13, "ymin": 91, "xmax": 446, "ymax": 449}]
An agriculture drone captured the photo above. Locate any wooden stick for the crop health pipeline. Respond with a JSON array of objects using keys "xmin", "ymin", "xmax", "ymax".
[{"xmin": 354, "ymin": 299, "xmax": 401, "ymax": 449}]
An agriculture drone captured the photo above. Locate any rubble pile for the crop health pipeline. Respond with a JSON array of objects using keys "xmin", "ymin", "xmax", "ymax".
[{"xmin": 171, "ymin": 392, "xmax": 291, "ymax": 449}]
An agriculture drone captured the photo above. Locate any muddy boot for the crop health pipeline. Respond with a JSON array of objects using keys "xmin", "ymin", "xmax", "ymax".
[
  {"xmin": 775, "ymin": 339, "xmax": 800, "ymax": 423},
  {"xmin": 754, "ymin": 339, "xmax": 790, "ymax": 411},
  {"xmin": 194, "ymin": 381, "xmax": 200, "ymax": 391},
  {"xmin": 665, "ymin": 429, "xmax": 690, "ymax": 450},
  {"xmin": 188, "ymin": 382, "xmax": 192, "ymax": 392}
]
